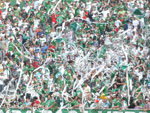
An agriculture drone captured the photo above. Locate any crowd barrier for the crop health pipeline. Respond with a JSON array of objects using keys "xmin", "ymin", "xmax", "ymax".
[{"xmin": 0, "ymin": 108, "xmax": 150, "ymax": 113}]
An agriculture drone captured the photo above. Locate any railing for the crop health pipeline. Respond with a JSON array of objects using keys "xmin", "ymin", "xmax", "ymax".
[{"xmin": 0, "ymin": 108, "xmax": 150, "ymax": 113}]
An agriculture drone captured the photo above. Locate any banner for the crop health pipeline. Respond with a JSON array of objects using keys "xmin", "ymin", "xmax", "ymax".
[{"xmin": 0, "ymin": 108, "xmax": 149, "ymax": 113}]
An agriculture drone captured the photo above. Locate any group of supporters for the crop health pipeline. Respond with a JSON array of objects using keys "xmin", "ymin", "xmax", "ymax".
[{"xmin": 0, "ymin": 0, "xmax": 150, "ymax": 111}]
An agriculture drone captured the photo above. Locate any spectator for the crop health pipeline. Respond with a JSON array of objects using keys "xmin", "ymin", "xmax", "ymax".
[
  {"xmin": 23, "ymin": 98, "xmax": 31, "ymax": 109},
  {"xmin": 0, "ymin": 0, "xmax": 150, "ymax": 110},
  {"xmin": 31, "ymin": 96, "xmax": 40, "ymax": 107},
  {"xmin": 144, "ymin": 98, "xmax": 150, "ymax": 111}
]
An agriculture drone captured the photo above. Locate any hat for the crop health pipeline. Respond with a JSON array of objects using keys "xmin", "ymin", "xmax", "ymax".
[
  {"xmin": 52, "ymin": 0, "xmax": 56, "ymax": 2},
  {"xmin": 146, "ymin": 98, "xmax": 149, "ymax": 101},
  {"xmin": 100, "ymin": 93, "xmax": 107, "ymax": 100},
  {"xmin": 95, "ymin": 99, "xmax": 99, "ymax": 103}
]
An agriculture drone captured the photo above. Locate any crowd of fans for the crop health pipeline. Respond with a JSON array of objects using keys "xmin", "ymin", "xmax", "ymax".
[{"xmin": 0, "ymin": 0, "xmax": 150, "ymax": 111}]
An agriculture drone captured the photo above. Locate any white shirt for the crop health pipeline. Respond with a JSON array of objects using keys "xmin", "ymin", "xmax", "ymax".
[
  {"xmin": 132, "ymin": 20, "xmax": 139, "ymax": 28},
  {"xmin": 4, "ymin": 2, "xmax": 10, "ymax": 10},
  {"xmin": 23, "ymin": 73, "xmax": 29, "ymax": 82},
  {"xmin": 105, "ymin": 37, "xmax": 112, "ymax": 45},
  {"xmin": 133, "ymin": 47, "xmax": 139, "ymax": 56},
  {"xmin": 86, "ymin": 2, "xmax": 92, "ymax": 12},
  {"xmin": 34, "ymin": 1, "xmax": 40, "ymax": 9},
  {"xmin": 50, "ymin": 32, "xmax": 56, "ymax": 38},
  {"xmin": 145, "ymin": 10, "xmax": 150, "ymax": 18},
  {"xmin": 18, "ymin": 19, "xmax": 23, "ymax": 27},
  {"xmin": 23, "ymin": 6, "xmax": 30, "ymax": 13},
  {"xmin": 33, "ymin": 19, "xmax": 40, "ymax": 30},
  {"xmin": 79, "ymin": 10, "xmax": 84, "ymax": 18},
  {"xmin": 39, "ymin": 0, "xmax": 44, "ymax": 4},
  {"xmin": 16, "ymin": 0, "xmax": 21, "ymax": 4},
  {"xmin": 131, "ymin": 34, "xmax": 138, "ymax": 44},
  {"xmin": 84, "ymin": 85, "xmax": 91, "ymax": 93},
  {"xmin": 40, "ymin": 37, "xmax": 46, "ymax": 46},
  {"xmin": 115, "ymin": 20, "xmax": 121, "ymax": 28},
  {"xmin": 102, "ymin": 10, "xmax": 110, "ymax": 20},
  {"xmin": 1, "ymin": 11, "xmax": 7, "ymax": 19},
  {"xmin": 23, "ymin": 22, "xmax": 29, "ymax": 29}
]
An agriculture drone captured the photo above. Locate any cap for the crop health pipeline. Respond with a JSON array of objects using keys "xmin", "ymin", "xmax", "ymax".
[{"xmin": 146, "ymin": 98, "xmax": 149, "ymax": 101}]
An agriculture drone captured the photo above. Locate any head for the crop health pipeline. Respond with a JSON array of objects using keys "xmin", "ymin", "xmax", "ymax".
[
  {"xmin": 78, "ymin": 75, "xmax": 81, "ymax": 80},
  {"xmin": 145, "ymin": 99, "xmax": 149, "ymax": 104},
  {"xmin": 48, "ymin": 94, "xmax": 52, "ymax": 100},
  {"xmin": 116, "ymin": 96, "xmax": 120, "ymax": 101},
  {"xmin": 84, "ymin": 81, "xmax": 88, "ymax": 87},
  {"xmin": 103, "ymin": 98, "xmax": 107, "ymax": 103},
  {"xmin": 33, "ymin": 96, "xmax": 38, "ymax": 101},
  {"xmin": 77, "ymin": 98, "xmax": 81, "ymax": 103},
  {"xmin": 135, "ymin": 101, "xmax": 140, "ymax": 106},
  {"xmin": 26, "ymin": 98, "xmax": 30, "ymax": 102}
]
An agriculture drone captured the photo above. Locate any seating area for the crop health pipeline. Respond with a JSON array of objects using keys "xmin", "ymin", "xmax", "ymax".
[{"xmin": 0, "ymin": 0, "xmax": 150, "ymax": 111}]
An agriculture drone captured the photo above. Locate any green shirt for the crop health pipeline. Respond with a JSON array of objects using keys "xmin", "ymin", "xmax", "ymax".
[
  {"xmin": 70, "ymin": 22, "xmax": 77, "ymax": 32},
  {"xmin": 23, "ymin": 34, "xmax": 29, "ymax": 40},
  {"xmin": 112, "ymin": 88, "xmax": 119, "ymax": 93},
  {"xmin": 41, "ymin": 15, "xmax": 46, "ymax": 23},
  {"xmin": 14, "ymin": 56, "xmax": 20, "ymax": 63},
  {"xmin": 136, "ymin": 86, "xmax": 141, "ymax": 93},
  {"xmin": 45, "ymin": 3, "xmax": 52, "ymax": 13},
  {"xmin": 14, "ymin": 10, "xmax": 20, "ymax": 17},
  {"xmin": 40, "ymin": 101, "xmax": 46, "ymax": 107},
  {"xmin": 45, "ymin": 25, "xmax": 51, "ymax": 35},
  {"xmin": 37, "ymin": 12, "xmax": 42, "ymax": 17},
  {"xmin": 99, "ymin": 23, "xmax": 106, "ymax": 32},
  {"xmin": 137, "ymin": 38, "xmax": 145, "ymax": 45},
  {"xmin": 75, "ymin": 8, "xmax": 80, "ymax": 17},
  {"xmin": 57, "ymin": 79, "xmax": 64, "ymax": 88},
  {"xmin": 42, "ymin": 89, "xmax": 50, "ymax": 96},
  {"xmin": 8, "ymin": 42, "xmax": 14, "ymax": 51},
  {"xmin": 99, "ymin": 46, "xmax": 107, "ymax": 58},
  {"xmin": 134, "ymin": 9, "xmax": 142, "ymax": 15},
  {"xmin": 46, "ymin": 99, "xmax": 55, "ymax": 107},
  {"xmin": 66, "ymin": 79, "xmax": 71, "ymax": 88},
  {"xmin": 66, "ymin": 0, "xmax": 72, "ymax": 4},
  {"xmin": 71, "ymin": 101, "xmax": 79, "ymax": 106},
  {"xmin": 14, "ymin": 51, "xmax": 21, "ymax": 56},
  {"xmin": 57, "ymin": 16, "xmax": 63, "ymax": 25},
  {"xmin": 114, "ymin": 99, "xmax": 121, "ymax": 107}
]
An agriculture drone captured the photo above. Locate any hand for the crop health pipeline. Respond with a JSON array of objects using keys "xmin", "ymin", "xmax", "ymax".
[
  {"xmin": 45, "ymin": 107, "xmax": 49, "ymax": 110},
  {"xmin": 144, "ymin": 109, "xmax": 147, "ymax": 112}
]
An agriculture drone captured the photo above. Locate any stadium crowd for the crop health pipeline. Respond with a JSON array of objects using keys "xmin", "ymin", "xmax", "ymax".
[{"xmin": 0, "ymin": 0, "xmax": 150, "ymax": 111}]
